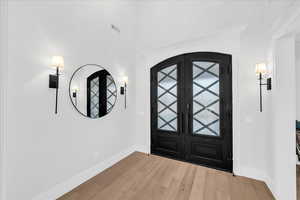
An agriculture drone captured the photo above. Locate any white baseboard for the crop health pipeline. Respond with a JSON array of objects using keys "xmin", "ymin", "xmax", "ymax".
[
  {"xmin": 235, "ymin": 166, "xmax": 276, "ymax": 197},
  {"xmin": 235, "ymin": 166, "xmax": 269, "ymax": 182},
  {"xmin": 236, "ymin": 166, "xmax": 278, "ymax": 198},
  {"xmin": 265, "ymin": 176, "xmax": 278, "ymax": 199},
  {"xmin": 134, "ymin": 144, "xmax": 149, "ymax": 154},
  {"xmin": 32, "ymin": 146, "xmax": 137, "ymax": 200}
]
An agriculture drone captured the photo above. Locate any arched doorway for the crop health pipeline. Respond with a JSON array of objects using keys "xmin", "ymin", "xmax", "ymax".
[{"xmin": 150, "ymin": 52, "xmax": 233, "ymax": 172}]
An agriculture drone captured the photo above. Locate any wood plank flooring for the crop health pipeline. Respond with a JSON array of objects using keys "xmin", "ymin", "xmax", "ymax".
[{"xmin": 57, "ymin": 152, "xmax": 275, "ymax": 200}]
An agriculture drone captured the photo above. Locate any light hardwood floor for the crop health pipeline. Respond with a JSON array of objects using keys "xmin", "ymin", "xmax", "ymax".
[{"xmin": 58, "ymin": 152, "xmax": 275, "ymax": 200}]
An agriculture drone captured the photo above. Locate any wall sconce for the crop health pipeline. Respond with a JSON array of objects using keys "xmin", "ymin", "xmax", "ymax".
[
  {"xmin": 49, "ymin": 56, "xmax": 64, "ymax": 114},
  {"xmin": 120, "ymin": 76, "xmax": 128, "ymax": 109},
  {"xmin": 255, "ymin": 62, "xmax": 271, "ymax": 112},
  {"xmin": 72, "ymin": 86, "xmax": 79, "ymax": 107}
]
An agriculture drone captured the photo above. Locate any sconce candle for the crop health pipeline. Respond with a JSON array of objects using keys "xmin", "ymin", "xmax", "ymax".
[
  {"xmin": 49, "ymin": 56, "xmax": 64, "ymax": 114},
  {"xmin": 72, "ymin": 86, "xmax": 79, "ymax": 107},
  {"xmin": 120, "ymin": 76, "xmax": 128, "ymax": 109},
  {"xmin": 255, "ymin": 62, "xmax": 271, "ymax": 112},
  {"xmin": 255, "ymin": 62, "xmax": 267, "ymax": 76},
  {"xmin": 51, "ymin": 56, "xmax": 64, "ymax": 69}
]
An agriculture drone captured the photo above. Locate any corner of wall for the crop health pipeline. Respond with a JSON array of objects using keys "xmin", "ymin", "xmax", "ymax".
[
  {"xmin": 235, "ymin": 166, "xmax": 270, "ymax": 183},
  {"xmin": 270, "ymin": 34, "xmax": 297, "ymax": 200},
  {"xmin": 0, "ymin": 0, "xmax": 8, "ymax": 199},
  {"xmin": 134, "ymin": 144, "xmax": 149, "ymax": 154}
]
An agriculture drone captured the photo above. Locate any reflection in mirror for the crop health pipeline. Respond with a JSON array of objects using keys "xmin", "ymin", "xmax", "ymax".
[{"xmin": 69, "ymin": 64, "xmax": 117, "ymax": 118}]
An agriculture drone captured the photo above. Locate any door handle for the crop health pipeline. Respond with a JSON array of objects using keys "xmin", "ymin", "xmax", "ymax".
[
  {"xmin": 182, "ymin": 112, "xmax": 185, "ymax": 133},
  {"xmin": 186, "ymin": 104, "xmax": 190, "ymax": 133}
]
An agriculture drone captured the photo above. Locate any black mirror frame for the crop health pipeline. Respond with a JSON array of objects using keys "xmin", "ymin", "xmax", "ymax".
[{"xmin": 69, "ymin": 64, "xmax": 118, "ymax": 119}]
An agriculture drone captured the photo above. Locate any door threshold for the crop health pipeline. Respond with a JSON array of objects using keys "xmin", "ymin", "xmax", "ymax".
[{"xmin": 151, "ymin": 151, "xmax": 233, "ymax": 174}]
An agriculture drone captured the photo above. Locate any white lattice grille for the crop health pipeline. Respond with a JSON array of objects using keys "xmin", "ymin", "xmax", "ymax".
[
  {"xmin": 106, "ymin": 75, "xmax": 117, "ymax": 113},
  {"xmin": 90, "ymin": 77, "xmax": 99, "ymax": 118},
  {"xmin": 193, "ymin": 61, "xmax": 220, "ymax": 136},
  {"xmin": 157, "ymin": 65, "xmax": 178, "ymax": 132}
]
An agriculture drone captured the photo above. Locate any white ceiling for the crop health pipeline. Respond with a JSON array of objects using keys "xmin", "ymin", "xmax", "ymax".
[
  {"xmin": 7, "ymin": 0, "xmax": 300, "ymax": 48},
  {"xmin": 135, "ymin": 0, "xmax": 299, "ymax": 50}
]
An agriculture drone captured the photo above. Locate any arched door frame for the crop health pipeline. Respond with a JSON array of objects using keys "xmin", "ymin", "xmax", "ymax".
[{"xmin": 150, "ymin": 52, "xmax": 233, "ymax": 172}]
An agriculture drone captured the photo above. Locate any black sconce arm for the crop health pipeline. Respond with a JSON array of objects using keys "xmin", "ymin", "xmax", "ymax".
[
  {"xmin": 49, "ymin": 67, "xmax": 60, "ymax": 114},
  {"xmin": 258, "ymin": 73, "xmax": 272, "ymax": 112},
  {"xmin": 120, "ymin": 82, "xmax": 127, "ymax": 109}
]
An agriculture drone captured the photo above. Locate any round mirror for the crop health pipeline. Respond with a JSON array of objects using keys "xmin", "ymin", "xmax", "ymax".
[{"xmin": 69, "ymin": 64, "xmax": 117, "ymax": 118}]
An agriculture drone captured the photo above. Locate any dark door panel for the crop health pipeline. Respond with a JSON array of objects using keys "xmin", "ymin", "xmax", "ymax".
[
  {"xmin": 87, "ymin": 70, "xmax": 109, "ymax": 118},
  {"xmin": 190, "ymin": 141, "xmax": 223, "ymax": 160},
  {"xmin": 184, "ymin": 52, "xmax": 232, "ymax": 172},
  {"xmin": 152, "ymin": 135, "xmax": 181, "ymax": 158},
  {"xmin": 151, "ymin": 52, "xmax": 232, "ymax": 172},
  {"xmin": 187, "ymin": 139, "xmax": 226, "ymax": 169},
  {"xmin": 151, "ymin": 55, "xmax": 185, "ymax": 160}
]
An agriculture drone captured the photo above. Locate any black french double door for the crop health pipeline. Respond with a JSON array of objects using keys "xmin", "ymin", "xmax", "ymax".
[{"xmin": 151, "ymin": 52, "xmax": 233, "ymax": 172}]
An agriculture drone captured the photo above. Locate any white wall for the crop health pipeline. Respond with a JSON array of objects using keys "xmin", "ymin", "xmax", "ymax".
[
  {"xmin": 237, "ymin": 27, "xmax": 273, "ymax": 181},
  {"xmin": 267, "ymin": 7, "xmax": 300, "ymax": 199},
  {"xmin": 5, "ymin": 1, "xmax": 137, "ymax": 200},
  {"xmin": 296, "ymin": 42, "xmax": 300, "ymax": 121},
  {"xmin": 269, "ymin": 35, "xmax": 296, "ymax": 200},
  {"xmin": 0, "ymin": 0, "xmax": 8, "ymax": 199}
]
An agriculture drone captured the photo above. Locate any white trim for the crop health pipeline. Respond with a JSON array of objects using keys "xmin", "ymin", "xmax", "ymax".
[
  {"xmin": 0, "ymin": 0, "xmax": 8, "ymax": 199},
  {"xmin": 134, "ymin": 145, "xmax": 149, "ymax": 154},
  {"xmin": 235, "ymin": 166, "xmax": 269, "ymax": 182},
  {"xmin": 235, "ymin": 167, "xmax": 275, "ymax": 198},
  {"xmin": 272, "ymin": 4, "xmax": 300, "ymax": 40},
  {"xmin": 32, "ymin": 146, "xmax": 138, "ymax": 200}
]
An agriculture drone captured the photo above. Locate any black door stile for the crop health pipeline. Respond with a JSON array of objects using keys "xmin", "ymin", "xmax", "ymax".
[
  {"xmin": 151, "ymin": 55, "xmax": 185, "ymax": 159},
  {"xmin": 183, "ymin": 52, "xmax": 232, "ymax": 171},
  {"xmin": 151, "ymin": 52, "xmax": 233, "ymax": 172},
  {"xmin": 87, "ymin": 70, "xmax": 109, "ymax": 118}
]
